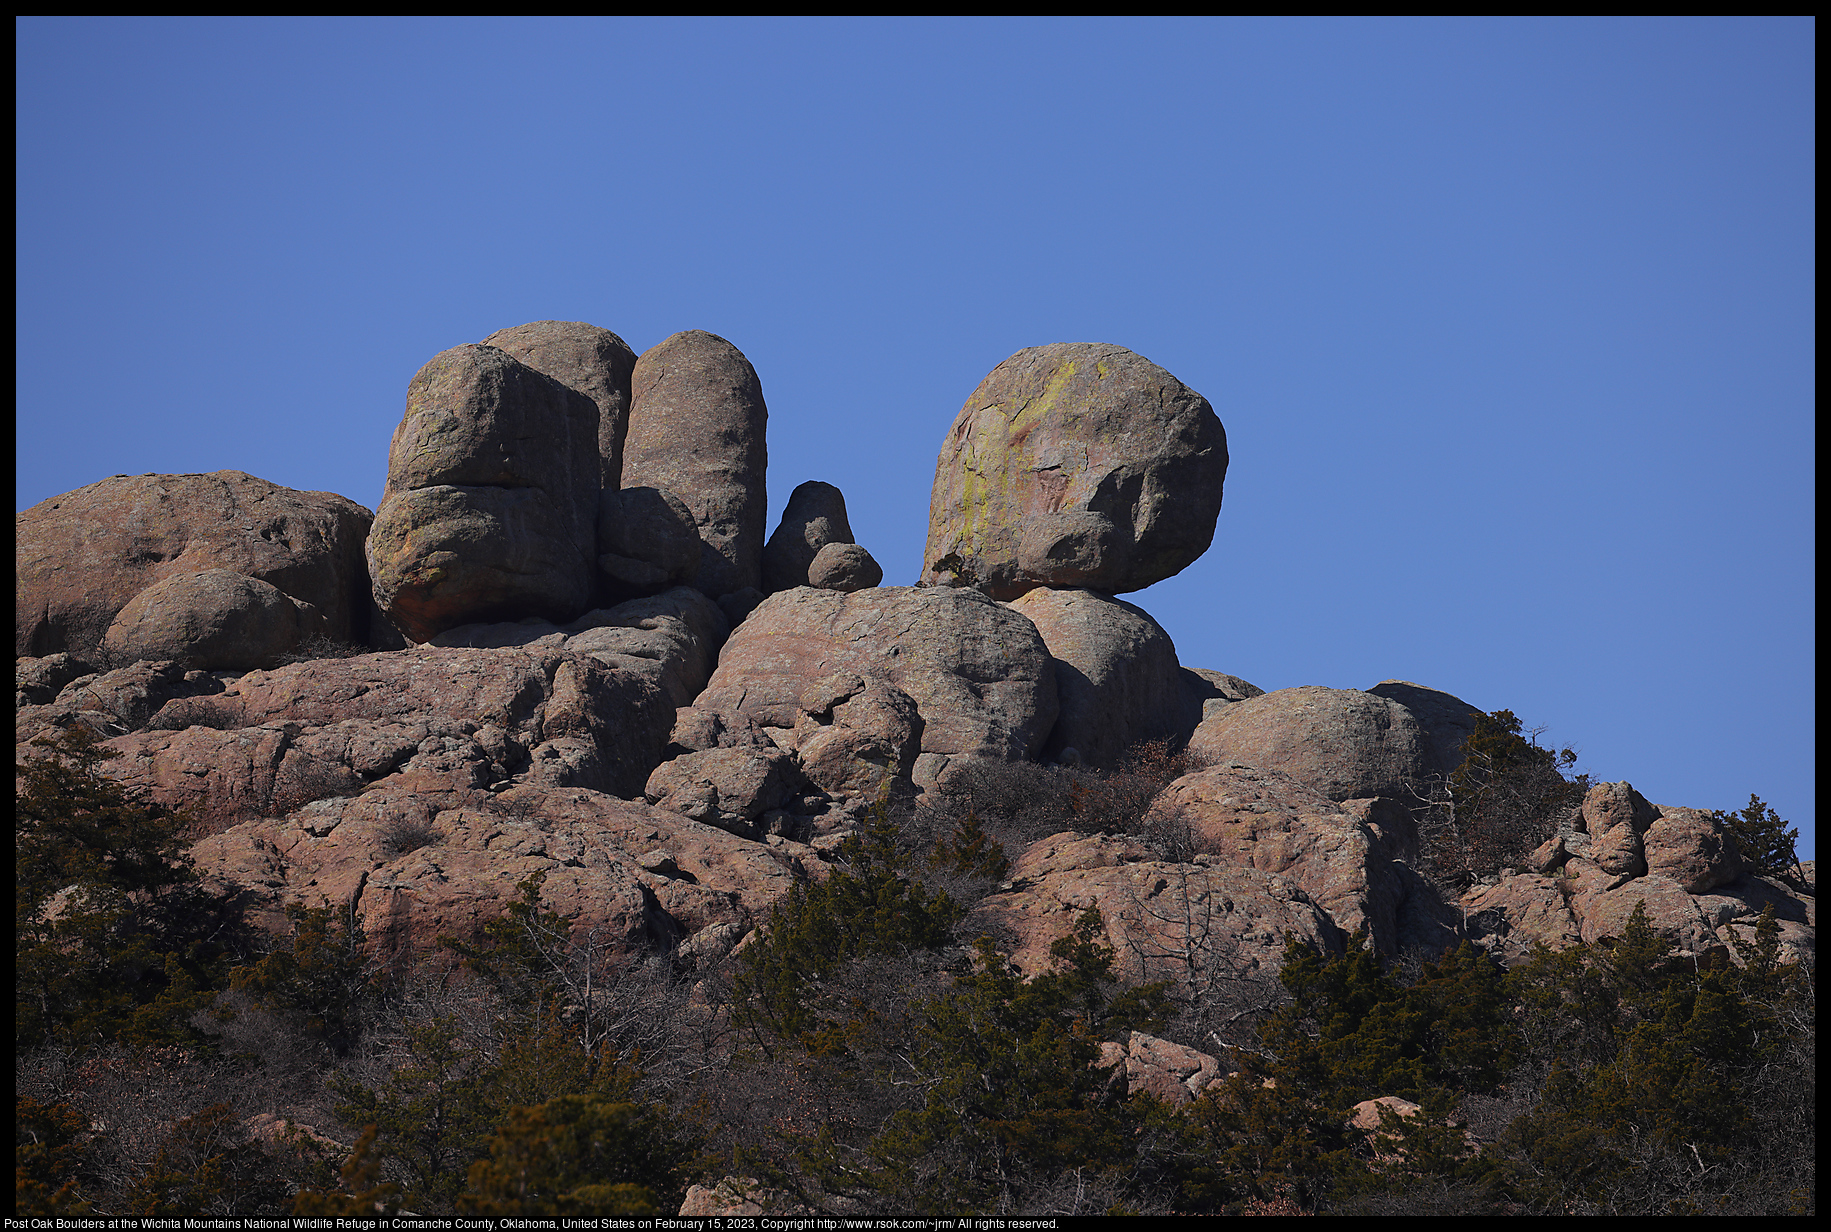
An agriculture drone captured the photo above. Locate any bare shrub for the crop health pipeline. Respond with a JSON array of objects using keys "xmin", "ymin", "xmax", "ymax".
[
  {"xmin": 378, "ymin": 815, "xmax": 440, "ymax": 858},
  {"xmin": 267, "ymin": 757, "xmax": 364, "ymax": 817},
  {"xmin": 275, "ymin": 636, "xmax": 370, "ymax": 666},
  {"xmin": 147, "ymin": 696, "xmax": 246, "ymax": 731},
  {"xmin": 487, "ymin": 789, "xmax": 548, "ymax": 829},
  {"xmin": 929, "ymin": 739, "xmax": 1197, "ymax": 857}
]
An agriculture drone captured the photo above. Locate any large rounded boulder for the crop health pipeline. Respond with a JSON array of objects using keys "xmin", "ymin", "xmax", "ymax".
[
  {"xmin": 693, "ymin": 585, "xmax": 1057, "ymax": 791},
  {"xmin": 1188, "ymin": 685, "xmax": 1428, "ymax": 804},
  {"xmin": 923, "ymin": 343, "xmax": 1227, "ymax": 600},
  {"xmin": 16, "ymin": 471, "xmax": 374, "ymax": 659},
  {"xmin": 622, "ymin": 331, "xmax": 769, "ymax": 599},
  {"xmin": 100, "ymin": 568, "xmax": 308, "ymax": 671},
  {"xmin": 368, "ymin": 344, "xmax": 601, "ymax": 643}
]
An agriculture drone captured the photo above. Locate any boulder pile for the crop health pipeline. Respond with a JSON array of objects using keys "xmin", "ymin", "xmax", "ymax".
[{"xmin": 16, "ymin": 323, "xmax": 1812, "ymax": 979}]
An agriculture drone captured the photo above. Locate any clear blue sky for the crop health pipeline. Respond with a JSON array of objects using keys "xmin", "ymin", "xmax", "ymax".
[{"xmin": 16, "ymin": 18, "xmax": 1815, "ymax": 857}]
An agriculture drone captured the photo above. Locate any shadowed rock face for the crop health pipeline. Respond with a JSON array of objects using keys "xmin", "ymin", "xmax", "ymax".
[
  {"xmin": 15, "ymin": 471, "xmax": 374, "ymax": 659},
  {"xmin": 481, "ymin": 320, "xmax": 638, "ymax": 490},
  {"xmin": 764, "ymin": 480, "xmax": 855, "ymax": 594},
  {"xmin": 1008, "ymin": 587, "xmax": 1186, "ymax": 769},
  {"xmin": 622, "ymin": 331, "xmax": 769, "ymax": 599},
  {"xmin": 368, "ymin": 344, "xmax": 601, "ymax": 642},
  {"xmin": 1367, "ymin": 680, "xmax": 1483, "ymax": 781},
  {"xmin": 924, "ymin": 343, "xmax": 1227, "ymax": 600},
  {"xmin": 595, "ymin": 486, "xmax": 703, "ymax": 602}
]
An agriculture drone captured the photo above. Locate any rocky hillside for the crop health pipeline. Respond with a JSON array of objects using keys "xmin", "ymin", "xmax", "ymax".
[
  {"xmin": 19, "ymin": 322, "xmax": 1809, "ymax": 983},
  {"xmin": 16, "ymin": 322, "xmax": 1815, "ymax": 1217}
]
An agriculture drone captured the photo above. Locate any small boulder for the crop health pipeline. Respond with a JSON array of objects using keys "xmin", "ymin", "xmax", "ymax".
[
  {"xmin": 1187, "ymin": 686, "xmax": 1429, "ymax": 804},
  {"xmin": 1645, "ymin": 805, "xmax": 1744, "ymax": 894},
  {"xmin": 1581, "ymin": 781, "xmax": 1657, "ymax": 877},
  {"xmin": 807, "ymin": 542, "xmax": 883, "ymax": 592},
  {"xmin": 645, "ymin": 745, "xmax": 811, "ymax": 838}
]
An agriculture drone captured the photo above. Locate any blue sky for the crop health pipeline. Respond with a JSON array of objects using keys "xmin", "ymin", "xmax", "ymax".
[{"xmin": 16, "ymin": 17, "xmax": 1815, "ymax": 856}]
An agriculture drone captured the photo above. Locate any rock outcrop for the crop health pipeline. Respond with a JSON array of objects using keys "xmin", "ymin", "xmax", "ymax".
[
  {"xmin": 763, "ymin": 481, "xmax": 853, "ymax": 593},
  {"xmin": 368, "ymin": 344, "xmax": 601, "ymax": 642},
  {"xmin": 15, "ymin": 326, "xmax": 1814, "ymax": 1006},
  {"xmin": 923, "ymin": 343, "xmax": 1227, "ymax": 599},
  {"xmin": 102, "ymin": 642, "xmax": 676, "ymax": 817},
  {"xmin": 1007, "ymin": 587, "xmax": 1186, "ymax": 768},
  {"xmin": 16, "ymin": 471, "xmax": 374, "ymax": 659},
  {"xmin": 480, "ymin": 320, "xmax": 638, "ymax": 490},
  {"xmin": 190, "ymin": 783, "xmax": 811, "ymax": 965},
  {"xmin": 963, "ymin": 831, "xmax": 1339, "ymax": 994},
  {"xmin": 428, "ymin": 586, "xmax": 728, "ymax": 711},
  {"xmin": 622, "ymin": 331, "xmax": 769, "ymax": 599},
  {"xmin": 1459, "ymin": 792, "xmax": 1809, "ymax": 966},
  {"xmin": 1146, "ymin": 763, "xmax": 1455, "ymax": 953},
  {"xmin": 690, "ymin": 585, "xmax": 1056, "ymax": 792},
  {"xmin": 1098, "ymin": 1031, "xmax": 1224, "ymax": 1106}
]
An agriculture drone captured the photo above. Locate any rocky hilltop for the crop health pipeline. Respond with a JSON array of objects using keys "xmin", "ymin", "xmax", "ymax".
[{"xmin": 16, "ymin": 321, "xmax": 1813, "ymax": 983}]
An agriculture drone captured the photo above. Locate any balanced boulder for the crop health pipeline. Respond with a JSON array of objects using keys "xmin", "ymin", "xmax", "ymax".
[
  {"xmin": 623, "ymin": 331, "xmax": 769, "ymax": 598},
  {"xmin": 16, "ymin": 471, "xmax": 373, "ymax": 659},
  {"xmin": 923, "ymin": 343, "xmax": 1227, "ymax": 599},
  {"xmin": 807, "ymin": 542, "xmax": 883, "ymax": 592},
  {"xmin": 368, "ymin": 344, "xmax": 601, "ymax": 642},
  {"xmin": 481, "ymin": 320, "xmax": 638, "ymax": 490}
]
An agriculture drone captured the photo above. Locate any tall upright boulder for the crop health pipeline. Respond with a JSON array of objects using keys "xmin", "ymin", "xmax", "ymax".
[
  {"xmin": 481, "ymin": 321, "xmax": 638, "ymax": 490},
  {"xmin": 16, "ymin": 471, "xmax": 374, "ymax": 659},
  {"xmin": 923, "ymin": 343, "xmax": 1227, "ymax": 600},
  {"xmin": 368, "ymin": 344, "xmax": 600, "ymax": 643},
  {"xmin": 622, "ymin": 331, "xmax": 769, "ymax": 599},
  {"xmin": 1007, "ymin": 587, "xmax": 1186, "ymax": 768}
]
